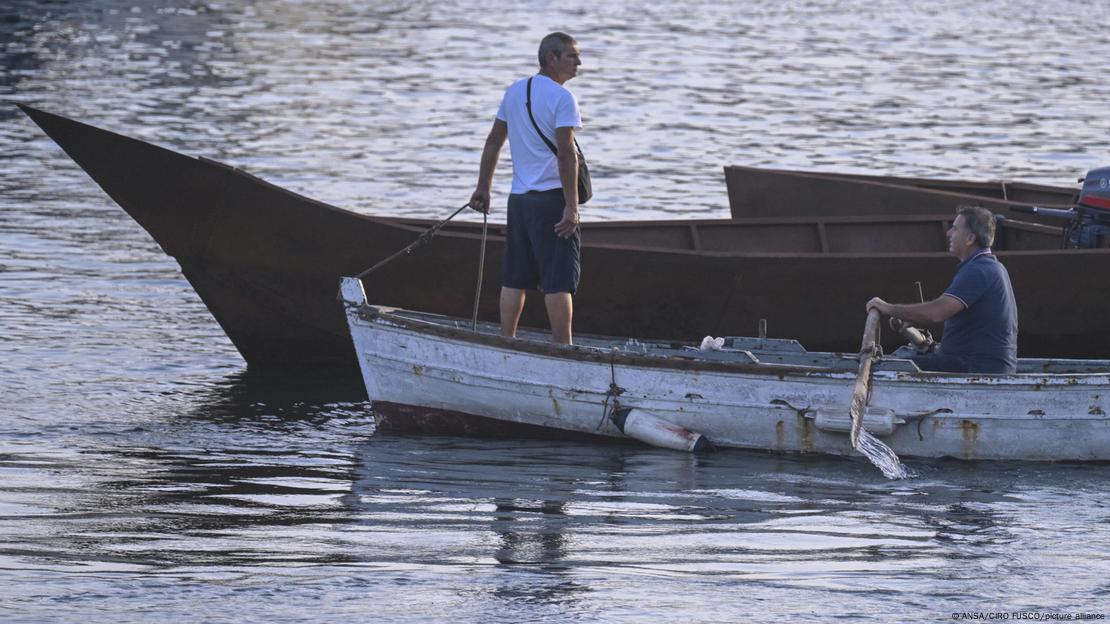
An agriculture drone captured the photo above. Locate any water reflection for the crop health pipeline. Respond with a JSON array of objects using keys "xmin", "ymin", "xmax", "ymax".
[
  {"xmin": 3, "ymin": 397, "xmax": 1109, "ymax": 612},
  {"xmin": 3, "ymin": 385, "xmax": 1073, "ymax": 575},
  {"xmin": 180, "ymin": 366, "xmax": 368, "ymax": 427},
  {"xmin": 0, "ymin": 368, "xmax": 370, "ymax": 568}
]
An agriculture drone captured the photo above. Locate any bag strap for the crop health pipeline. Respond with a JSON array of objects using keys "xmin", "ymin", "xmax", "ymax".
[{"xmin": 526, "ymin": 76, "xmax": 584, "ymax": 159}]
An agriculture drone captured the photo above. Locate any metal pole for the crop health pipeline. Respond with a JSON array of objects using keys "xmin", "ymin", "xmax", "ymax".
[{"xmin": 471, "ymin": 210, "xmax": 488, "ymax": 331}]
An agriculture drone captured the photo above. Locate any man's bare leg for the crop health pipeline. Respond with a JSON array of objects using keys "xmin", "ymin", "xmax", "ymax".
[
  {"xmin": 545, "ymin": 292, "xmax": 573, "ymax": 344},
  {"xmin": 500, "ymin": 287, "xmax": 526, "ymax": 338}
]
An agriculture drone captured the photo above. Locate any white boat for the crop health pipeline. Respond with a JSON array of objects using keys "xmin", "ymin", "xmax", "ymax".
[{"xmin": 340, "ymin": 278, "xmax": 1110, "ymax": 462}]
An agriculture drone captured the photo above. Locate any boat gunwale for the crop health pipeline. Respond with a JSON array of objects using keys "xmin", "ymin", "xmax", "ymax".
[
  {"xmin": 722, "ymin": 164, "xmax": 1080, "ymax": 206},
  {"xmin": 393, "ymin": 212, "xmax": 1064, "ymax": 230},
  {"xmin": 352, "ymin": 304, "xmax": 1110, "ymax": 385},
  {"xmin": 378, "ymin": 219, "xmax": 1092, "ymax": 260},
  {"xmin": 354, "ymin": 304, "xmax": 840, "ymax": 377},
  {"xmin": 160, "ymin": 148, "xmax": 1072, "ymax": 243}
]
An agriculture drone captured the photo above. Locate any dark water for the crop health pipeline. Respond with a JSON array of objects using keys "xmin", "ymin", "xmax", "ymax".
[{"xmin": 2, "ymin": 1, "xmax": 1109, "ymax": 621}]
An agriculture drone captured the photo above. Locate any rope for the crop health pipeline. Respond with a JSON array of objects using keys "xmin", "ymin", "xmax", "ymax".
[
  {"xmin": 355, "ymin": 202, "xmax": 472, "ymax": 280},
  {"xmin": 471, "ymin": 210, "xmax": 488, "ymax": 331},
  {"xmin": 597, "ymin": 351, "xmax": 627, "ymax": 430}
]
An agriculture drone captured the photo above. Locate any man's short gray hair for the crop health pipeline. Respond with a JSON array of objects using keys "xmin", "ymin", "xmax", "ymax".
[
  {"xmin": 538, "ymin": 32, "xmax": 577, "ymax": 68},
  {"xmin": 957, "ymin": 205, "xmax": 996, "ymax": 248}
]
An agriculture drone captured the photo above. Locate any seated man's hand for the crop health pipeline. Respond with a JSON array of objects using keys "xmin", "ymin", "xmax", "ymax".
[{"xmin": 866, "ymin": 297, "xmax": 892, "ymax": 315}]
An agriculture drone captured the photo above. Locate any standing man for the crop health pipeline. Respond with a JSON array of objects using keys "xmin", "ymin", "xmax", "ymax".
[
  {"xmin": 469, "ymin": 32, "xmax": 583, "ymax": 344},
  {"xmin": 867, "ymin": 205, "xmax": 1018, "ymax": 374}
]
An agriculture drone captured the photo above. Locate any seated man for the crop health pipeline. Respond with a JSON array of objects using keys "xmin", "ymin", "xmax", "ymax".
[{"xmin": 867, "ymin": 205, "xmax": 1018, "ymax": 374}]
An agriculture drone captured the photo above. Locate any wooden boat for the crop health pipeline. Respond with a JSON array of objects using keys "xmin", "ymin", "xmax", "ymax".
[
  {"xmin": 18, "ymin": 105, "xmax": 1110, "ymax": 367},
  {"xmin": 340, "ymin": 278, "xmax": 1110, "ymax": 461},
  {"xmin": 724, "ymin": 164, "xmax": 1079, "ymax": 220}
]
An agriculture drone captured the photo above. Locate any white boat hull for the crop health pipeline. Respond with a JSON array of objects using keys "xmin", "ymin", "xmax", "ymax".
[{"xmin": 341, "ymin": 284, "xmax": 1110, "ymax": 461}]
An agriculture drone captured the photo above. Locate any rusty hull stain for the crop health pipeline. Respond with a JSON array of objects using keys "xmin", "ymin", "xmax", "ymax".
[
  {"xmin": 960, "ymin": 419, "xmax": 979, "ymax": 458},
  {"xmin": 796, "ymin": 413, "xmax": 814, "ymax": 452}
]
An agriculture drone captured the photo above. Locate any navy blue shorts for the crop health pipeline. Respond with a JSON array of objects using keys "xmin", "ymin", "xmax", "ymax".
[{"xmin": 503, "ymin": 189, "xmax": 581, "ymax": 294}]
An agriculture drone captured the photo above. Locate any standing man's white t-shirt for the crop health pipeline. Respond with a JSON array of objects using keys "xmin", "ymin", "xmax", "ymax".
[{"xmin": 495, "ymin": 74, "xmax": 583, "ymax": 194}]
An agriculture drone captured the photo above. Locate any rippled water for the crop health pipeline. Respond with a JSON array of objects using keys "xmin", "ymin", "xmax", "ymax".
[{"xmin": 3, "ymin": 0, "xmax": 1110, "ymax": 621}]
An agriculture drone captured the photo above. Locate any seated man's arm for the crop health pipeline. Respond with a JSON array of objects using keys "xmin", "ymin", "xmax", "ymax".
[{"xmin": 867, "ymin": 294, "xmax": 965, "ymax": 326}]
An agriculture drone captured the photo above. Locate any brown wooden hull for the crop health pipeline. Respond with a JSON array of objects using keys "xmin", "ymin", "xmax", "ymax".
[
  {"xmin": 725, "ymin": 164, "xmax": 1079, "ymax": 220},
  {"xmin": 19, "ymin": 105, "xmax": 1110, "ymax": 366}
]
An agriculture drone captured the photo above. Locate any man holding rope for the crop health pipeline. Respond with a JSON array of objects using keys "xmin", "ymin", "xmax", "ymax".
[{"xmin": 469, "ymin": 32, "xmax": 584, "ymax": 345}]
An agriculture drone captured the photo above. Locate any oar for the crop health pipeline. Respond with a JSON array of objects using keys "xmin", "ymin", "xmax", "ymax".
[{"xmin": 849, "ymin": 308, "xmax": 882, "ymax": 448}]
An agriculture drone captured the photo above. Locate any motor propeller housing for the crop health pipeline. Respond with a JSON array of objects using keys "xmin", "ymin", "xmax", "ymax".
[
  {"xmin": 1078, "ymin": 166, "xmax": 1110, "ymax": 212},
  {"xmin": 1072, "ymin": 166, "xmax": 1110, "ymax": 247}
]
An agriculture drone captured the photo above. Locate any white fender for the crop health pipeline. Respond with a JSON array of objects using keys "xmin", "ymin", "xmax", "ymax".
[
  {"xmin": 611, "ymin": 408, "xmax": 713, "ymax": 453},
  {"xmin": 813, "ymin": 406, "xmax": 899, "ymax": 436}
]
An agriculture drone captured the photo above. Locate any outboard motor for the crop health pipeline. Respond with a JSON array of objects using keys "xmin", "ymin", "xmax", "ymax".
[
  {"xmin": 1012, "ymin": 166, "xmax": 1110, "ymax": 248},
  {"xmin": 1073, "ymin": 167, "xmax": 1110, "ymax": 248}
]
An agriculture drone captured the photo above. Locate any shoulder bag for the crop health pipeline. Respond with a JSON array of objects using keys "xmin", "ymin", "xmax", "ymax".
[{"xmin": 525, "ymin": 76, "xmax": 592, "ymax": 204}]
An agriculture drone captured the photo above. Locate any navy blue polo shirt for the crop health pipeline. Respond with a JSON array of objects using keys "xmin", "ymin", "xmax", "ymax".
[{"xmin": 940, "ymin": 249, "xmax": 1018, "ymax": 374}]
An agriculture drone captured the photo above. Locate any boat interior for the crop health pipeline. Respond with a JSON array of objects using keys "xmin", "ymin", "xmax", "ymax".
[{"xmin": 370, "ymin": 307, "xmax": 1110, "ymax": 377}]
